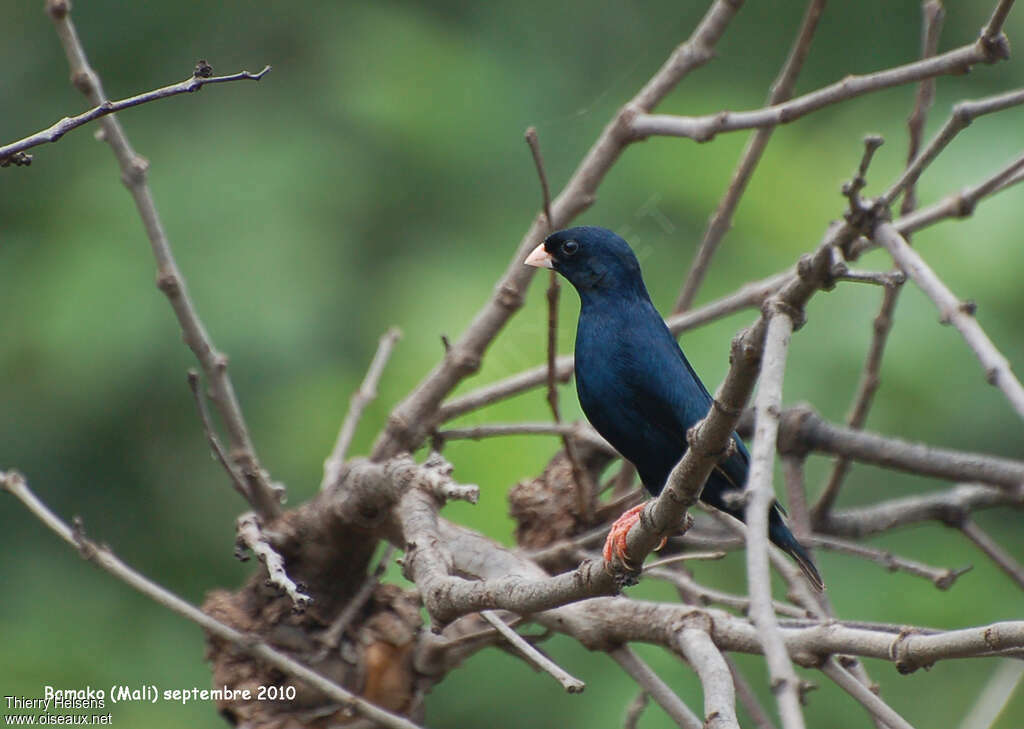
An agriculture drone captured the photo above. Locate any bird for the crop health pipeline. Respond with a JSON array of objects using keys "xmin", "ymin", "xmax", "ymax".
[{"xmin": 525, "ymin": 225, "xmax": 823, "ymax": 590}]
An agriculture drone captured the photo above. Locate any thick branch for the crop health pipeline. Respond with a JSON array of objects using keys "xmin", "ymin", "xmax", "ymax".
[
  {"xmin": 676, "ymin": 623, "xmax": 740, "ymax": 729},
  {"xmin": 744, "ymin": 312, "xmax": 806, "ymax": 729},
  {"xmin": 778, "ymin": 405, "xmax": 1024, "ymax": 490}
]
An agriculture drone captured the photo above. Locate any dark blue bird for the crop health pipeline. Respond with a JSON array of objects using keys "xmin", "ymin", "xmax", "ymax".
[{"xmin": 525, "ymin": 226, "xmax": 823, "ymax": 590}]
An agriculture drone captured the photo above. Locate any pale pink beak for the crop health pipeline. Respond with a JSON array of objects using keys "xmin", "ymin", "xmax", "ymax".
[{"xmin": 525, "ymin": 242, "xmax": 554, "ymax": 269}]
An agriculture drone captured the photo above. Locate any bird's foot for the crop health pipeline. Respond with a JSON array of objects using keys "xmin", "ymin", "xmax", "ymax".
[{"xmin": 602, "ymin": 503, "xmax": 666, "ymax": 570}]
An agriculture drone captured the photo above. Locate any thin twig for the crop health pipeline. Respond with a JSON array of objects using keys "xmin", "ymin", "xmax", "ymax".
[
  {"xmin": 436, "ymin": 421, "xmax": 610, "ymax": 453},
  {"xmin": 526, "ymin": 127, "xmax": 594, "ymax": 523},
  {"xmin": 0, "ymin": 63, "xmax": 270, "ymax": 164},
  {"xmin": 187, "ymin": 370, "xmax": 251, "ymax": 502},
  {"xmin": 632, "ymin": 29, "xmax": 1011, "ymax": 141},
  {"xmin": 781, "ymin": 455, "xmax": 812, "ymax": 541},
  {"xmin": 959, "ymin": 520, "xmax": 1024, "ymax": 590},
  {"xmin": 882, "ymin": 86, "xmax": 1024, "ymax": 208},
  {"xmin": 480, "ymin": 611, "xmax": 585, "ymax": 693},
  {"xmin": 958, "ymin": 660, "xmax": 1024, "ymax": 729},
  {"xmin": 885, "ymin": 147, "xmax": 1024, "ymax": 239},
  {"xmin": 642, "ymin": 551, "xmax": 727, "ymax": 571},
  {"xmin": 811, "ymin": 277, "xmax": 902, "ymax": 521},
  {"xmin": 674, "ymin": 0, "xmax": 826, "ymax": 312},
  {"xmin": 874, "ymin": 221, "xmax": 1024, "ymax": 419},
  {"xmin": 525, "ymin": 127, "xmax": 553, "ymax": 227},
  {"xmin": 821, "ymin": 659, "xmax": 918, "ymax": 729},
  {"xmin": 725, "ymin": 655, "xmax": 779, "ymax": 729},
  {"xmin": 320, "ymin": 544, "xmax": 396, "ymax": 649},
  {"xmin": 901, "ymin": 0, "xmax": 945, "ymax": 217},
  {"xmin": 322, "ymin": 328, "xmax": 402, "ymax": 491},
  {"xmin": 47, "ymin": 1, "xmax": 281, "ymax": 519},
  {"xmin": 808, "ymin": 534, "xmax": 971, "ymax": 589},
  {"xmin": 236, "ymin": 513, "xmax": 312, "ymax": 610},
  {"xmin": 648, "ymin": 566, "xmax": 807, "ymax": 618},
  {"xmin": 0, "ymin": 470, "xmax": 422, "ymax": 729},
  {"xmin": 623, "ymin": 691, "xmax": 650, "ymax": 729},
  {"xmin": 609, "ymin": 646, "xmax": 702, "ymax": 729}
]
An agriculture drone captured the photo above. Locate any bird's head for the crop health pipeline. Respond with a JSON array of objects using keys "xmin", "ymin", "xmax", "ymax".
[{"xmin": 525, "ymin": 226, "xmax": 648, "ymax": 299}]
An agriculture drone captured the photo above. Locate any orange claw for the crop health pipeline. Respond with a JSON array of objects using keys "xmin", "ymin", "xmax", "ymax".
[
  {"xmin": 603, "ymin": 503, "xmax": 669, "ymax": 568},
  {"xmin": 603, "ymin": 503, "xmax": 647, "ymax": 566}
]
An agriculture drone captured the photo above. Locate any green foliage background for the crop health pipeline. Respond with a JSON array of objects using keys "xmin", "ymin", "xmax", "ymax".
[{"xmin": 2, "ymin": 1, "xmax": 1022, "ymax": 727}]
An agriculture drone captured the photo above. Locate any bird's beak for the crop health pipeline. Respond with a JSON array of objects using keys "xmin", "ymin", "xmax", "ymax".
[{"xmin": 525, "ymin": 242, "xmax": 554, "ymax": 269}]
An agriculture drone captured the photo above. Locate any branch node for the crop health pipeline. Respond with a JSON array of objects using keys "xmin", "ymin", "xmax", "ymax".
[
  {"xmin": 45, "ymin": 0, "xmax": 70, "ymax": 20},
  {"xmin": 979, "ymin": 31, "xmax": 1011, "ymax": 63},
  {"xmin": 155, "ymin": 271, "xmax": 181, "ymax": 295},
  {"xmin": 193, "ymin": 59, "xmax": 214, "ymax": 78}
]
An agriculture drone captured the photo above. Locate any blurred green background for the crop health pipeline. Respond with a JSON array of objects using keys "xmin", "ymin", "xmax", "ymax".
[{"xmin": 2, "ymin": 1, "xmax": 1023, "ymax": 726}]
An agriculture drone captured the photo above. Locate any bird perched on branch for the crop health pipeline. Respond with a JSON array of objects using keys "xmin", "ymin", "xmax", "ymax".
[{"xmin": 525, "ymin": 226, "xmax": 823, "ymax": 590}]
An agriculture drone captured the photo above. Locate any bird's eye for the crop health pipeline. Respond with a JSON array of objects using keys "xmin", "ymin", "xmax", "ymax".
[{"xmin": 561, "ymin": 239, "xmax": 580, "ymax": 257}]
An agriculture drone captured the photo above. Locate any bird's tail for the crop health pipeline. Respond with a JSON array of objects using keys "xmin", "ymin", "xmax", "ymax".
[{"xmin": 768, "ymin": 506, "xmax": 825, "ymax": 591}]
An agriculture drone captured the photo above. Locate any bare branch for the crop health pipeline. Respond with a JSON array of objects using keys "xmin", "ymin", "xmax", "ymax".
[
  {"xmin": 481, "ymin": 611, "xmax": 585, "ymax": 693},
  {"xmin": 46, "ymin": 2, "xmax": 281, "ymax": 519},
  {"xmin": 778, "ymin": 406, "xmax": 1024, "ymax": 491},
  {"xmin": 674, "ymin": 0, "xmax": 826, "ymax": 312},
  {"xmin": 0, "ymin": 63, "xmax": 270, "ymax": 164},
  {"xmin": 322, "ymin": 327, "xmax": 402, "ymax": 491},
  {"xmin": 958, "ymin": 660, "xmax": 1024, "ymax": 729},
  {"xmin": 825, "ymin": 483, "xmax": 1020, "ymax": 538},
  {"xmin": 808, "ymin": 534, "xmax": 971, "ymax": 589},
  {"xmin": 820, "ymin": 659, "xmax": 918, "ymax": 729},
  {"xmin": 623, "ymin": 691, "xmax": 650, "ymax": 729},
  {"xmin": 981, "ymin": 0, "xmax": 1016, "ymax": 41},
  {"xmin": 812, "ymin": 279, "xmax": 902, "ymax": 521},
  {"xmin": 874, "ymin": 221, "xmax": 1024, "ymax": 419},
  {"xmin": 187, "ymin": 370, "xmax": 251, "ymax": 502},
  {"xmin": 726, "ymin": 655, "xmax": 779, "ymax": 729},
  {"xmin": 744, "ymin": 312, "xmax": 806, "ymax": 729},
  {"xmin": 632, "ymin": 30, "xmax": 1010, "ymax": 142},
  {"xmin": 609, "ymin": 646, "xmax": 702, "ymax": 729},
  {"xmin": 236, "ymin": 513, "xmax": 312, "ymax": 610},
  {"xmin": 647, "ymin": 566, "xmax": 807, "ymax": 619},
  {"xmin": 886, "ymin": 148, "xmax": 1024, "ymax": 238},
  {"xmin": 902, "ymin": 0, "xmax": 946, "ymax": 216},
  {"xmin": 676, "ymin": 623, "xmax": 740, "ymax": 729},
  {"xmin": 882, "ymin": 87, "xmax": 1024, "ymax": 208},
  {"xmin": 525, "ymin": 125, "xmax": 594, "ymax": 522},
  {"xmin": 0, "ymin": 470, "xmax": 421, "ymax": 729},
  {"xmin": 959, "ymin": 520, "xmax": 1024, "ymax": 590},
  {"xmin": 524, "ymin": 127, "xmax": 554, "ymax": 227}
]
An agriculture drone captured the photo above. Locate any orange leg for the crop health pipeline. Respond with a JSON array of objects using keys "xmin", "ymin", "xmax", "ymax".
[
  {"xmin": 603, "ymin": 503, "xmax": 646, "ymax": 565},
  {"xmin": 603, "ymin": 503, "xmax": 668, "ymax": 568}
]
